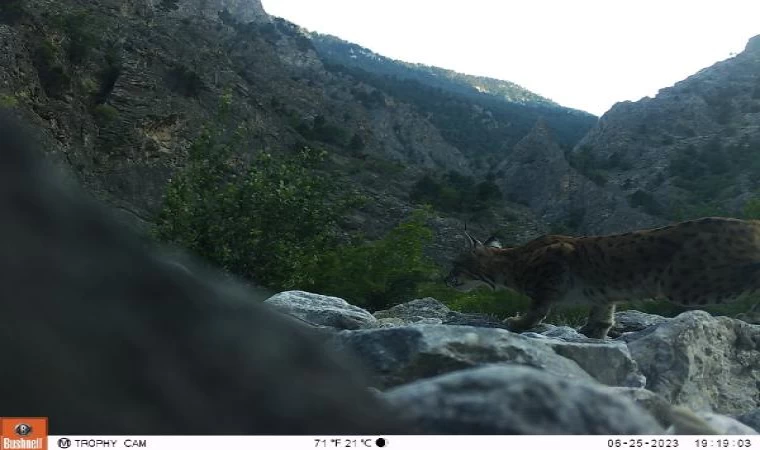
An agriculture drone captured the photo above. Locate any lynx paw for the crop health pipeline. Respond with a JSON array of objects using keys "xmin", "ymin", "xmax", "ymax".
[
  {"xmin": 578, "ymin": 322, "xmax": 613, "ymax": 340},
  {"xmin": 504, "ymin": 315, "xmax": 533, "ymax": 333}
]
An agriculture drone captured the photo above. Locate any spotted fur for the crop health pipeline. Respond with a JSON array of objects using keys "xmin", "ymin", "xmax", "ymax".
[{"xmin": 445, "ymin": 218, "xmax": 760, "ymax": 339}]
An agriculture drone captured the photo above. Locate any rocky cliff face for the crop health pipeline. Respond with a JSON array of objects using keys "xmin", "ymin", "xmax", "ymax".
[
  {"xmin": 573, "ymin": 34, "xmax": 760, "ymax": 219},
  {"xmin": 495, "ymin": 121, "xmax": 664, "ymax": 234},
  {"xmin": 0, "ymin": 0, "xmax": 472, "ymax": 237},
  {"xmin": 169, "ymin": 0, "xmax": 270, "ymax": 23}
]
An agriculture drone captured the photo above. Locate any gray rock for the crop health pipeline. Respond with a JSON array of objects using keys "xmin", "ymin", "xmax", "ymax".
[
  {"xmin": 443, "ymin": 311, "xmax": 512, "ymax": 329},
  {"xmin": 494, "ymin": 121, "xmax": 664, "ymax": 235},
  {"xmin": 736, "ymin": 408, "xmax": 760, "ymax": 433},
  {"xmin": 603, "ymin": 388, "xmax": 724, "ymax": 434},
  {"xmin": 695, "ymin": 412, "xmax": 758, "ymax": 435},
  {"xmin": 167, "ymin": 0, "xmax": 270, "ymax": 24},
  {"xmin": 628, "ymin": 311, "xmax": 760, "ymax": 415},
  {"xmin": 383, "ymin": 365, "xmax": 665, "ymax": 434},
  {"xmin": 328, "ymin": 324, "xmax": 596, "ymax": 389},
  {"xmin": 265, "ymin": 291, "xmax": 378, "ymax": 330},
  {"xmin": 543, "ymin": 340, "xmax": 646, "ymax": 388},
  {"xmin": 603, "ymin": 387, "xmax": 677, "ymax": 428},
  {"xmin": 539, "ymin": 324, "xmax": 596, "ymax": 341},
  {"xmin": 374, "ymin": 297, "xmax": 451, "ymax": 321},
  {"xmin": 376, "ymin": 317, "xmax": 407, "ymax": 328},
  {"xmin": 610, "ymin": 310, "xmax": 671, "ymax": 336}
]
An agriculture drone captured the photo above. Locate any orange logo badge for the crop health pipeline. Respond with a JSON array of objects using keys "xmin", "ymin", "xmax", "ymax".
[{"xmin": 1, "ymin": 417, "xmax": 48, "ymax": 450}]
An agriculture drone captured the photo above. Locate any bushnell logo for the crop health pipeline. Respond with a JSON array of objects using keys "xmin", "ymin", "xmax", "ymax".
[{"xmin": 14, "ymin": 423, "xmax": 33, "ymax": 436}]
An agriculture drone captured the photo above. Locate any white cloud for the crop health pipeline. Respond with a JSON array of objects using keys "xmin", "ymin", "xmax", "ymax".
[{"xmin": 261, "ymin": 0, "xmax": 760, "ymax": 115}]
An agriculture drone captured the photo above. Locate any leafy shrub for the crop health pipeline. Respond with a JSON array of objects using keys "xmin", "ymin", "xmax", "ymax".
[
  {"xmin": 743, "ymin": 197, "xmax": 760, "ymax": 219},
  {"xmin": 417, "ymin": 282, "xmax": 530, "ymax": 319},
  {"xmin": 308, "ymin": 210, "xmax": 439, "ymax": 310},
  {"xmin": 0, "ymin": 94, "xmax": 18, "ymax": 109},
  {"xmin": 348, "ymin": 133, "xmax": 365, "ymax": 152},
  {"xmin": 295, "ymin": 114, "xmax": 348, "ymax": 146},
  {"xmin": 417, "ymin": 282, "xmax": 590, "ymax": 327},
  {"xmin": 628, "ymin": 190, "xmax": 664, "ymax": 216},
  {"xmin": 154, "ymin": 103, "xmax": 359, "ymax": 289},
  {"xmin": 33, "ymin": 39, "xmax": 70, "ymax": 99},
  {"xmin": 410, "ymin": 171, "xmax": 502, "ymax": 213},
  {"xmin": 567, "ymin": 145, "xmax": 609, "ymax": 186},
  {"xmin": 92, "ymin": 104, "xmax": 119, "ymax": 124},
  {"xmin": 50, "ymin": 11, "xmax": 100, "ymax": 64}
]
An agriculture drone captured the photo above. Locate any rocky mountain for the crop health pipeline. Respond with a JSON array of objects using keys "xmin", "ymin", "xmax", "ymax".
[
  {"xmin": 572, "ymin": 35, "xmax": 760, "ymax": 220},
  {"xmin": 310, "ymin": 32, "xmax": 559, "ymax": 107},
  {"xmin": 0, "ymin": 0, "xmax": 476, "ymax": 236},
  {"xmin": 495, "ymin": 120, "xmax": 663, "ymax": 233},
  {"xmin": 310, "ymin": 32, "xmax": 598, "ymax": 168}
]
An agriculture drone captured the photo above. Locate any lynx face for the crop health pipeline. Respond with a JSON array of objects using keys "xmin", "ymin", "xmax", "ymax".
[{"xmin": 444, "ymin": 232, "xmax": 505, "ymax": 292}]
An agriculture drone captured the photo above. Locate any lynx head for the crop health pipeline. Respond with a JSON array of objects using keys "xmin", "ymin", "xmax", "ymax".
[{"xmin": 444, "ymin": 230, "xmax": 504, "ymax": 292}]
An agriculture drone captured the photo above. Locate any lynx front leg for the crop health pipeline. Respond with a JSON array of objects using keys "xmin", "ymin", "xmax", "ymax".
[
  {"xmin": 579, "ymin": 304, "xmax": 616, "ymax": 339},
  {"xmin": 505, "ymin": 258, "xmax": 570, "ymax": 333},
  {"xmin": 504, "ymin": 301, "xmax": 551, "ymax": 333}
]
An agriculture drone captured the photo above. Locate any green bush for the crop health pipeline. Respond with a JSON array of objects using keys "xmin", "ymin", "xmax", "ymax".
[
  {"xmin": 417, "ymin": 282, "xmax": 590, "ymax": 328},
  {"xmin": 743, "ymin": 197, "xmax": 760, "ymax": 219},
  {"xmin": 410, "ymin": 171, "xmax": 502, "ymax": 213},
  {"xmin": 33, "ymin": 39, "xmax": 70, "ymax": 99},
  {"xmin": 50, "ymin": 11, "xmax": 100, "ymax": 64},
  {"xmin": 309, "ymin": 209, "xmax": 439, "ymax": 310},
  {"xmin": 154, "ymin": 105, "xmax": 359, "ymax": 289},
  {"xmin": 628, "ymin": 190, "xmax": 664, "ymax": 216},
  {"xmin": 92, "ymin": 104, "xmax": 119, "ymax": 124},
  {"xmin": 295, "ymin": 114, "xmax": 348, "ymax": 146},
  {"xmin": 417, "ymin": 282, "xmax": 530, "ymax": 319},
  {"xmin": 0, "ymin": 94, "xmax": 18, "ymax": 109}
]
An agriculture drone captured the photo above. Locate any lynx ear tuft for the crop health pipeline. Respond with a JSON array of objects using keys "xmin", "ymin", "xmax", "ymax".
[{"xmin": 463, "ymin": 230, "xmax": 482, "ymax": 249}]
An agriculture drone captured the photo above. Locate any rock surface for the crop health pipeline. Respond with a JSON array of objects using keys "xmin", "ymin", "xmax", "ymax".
[
  {"xmin": 627, "ymin": 311, "xmax": 760, "ymax": 415},
  {"xmin": 383, "ymin": 365, "xmax": 665, "ymax": 434},
  {"xmin": 495, "ymin": 120, "xmax": 665, "ymax": 234},
  {"xmin": 573, "ymin": 33, "xmax": 760, "ymax": 217},
  {"xmin": 736, "ymin": 408, "xmax": 760, "ymax": 433},
  {"xmin": 329, "ymin": 325, "xmax": 597, "ymax": 388},
  {"xmin": 265, "ymin": 290, "xmax": 378, "ymax": 330}
]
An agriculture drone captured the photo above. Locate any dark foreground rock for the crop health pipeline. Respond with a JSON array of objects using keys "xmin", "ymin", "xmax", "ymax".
[{"xmin": 0, "ymin": 111, "xmax": 404, "ymax": 435}]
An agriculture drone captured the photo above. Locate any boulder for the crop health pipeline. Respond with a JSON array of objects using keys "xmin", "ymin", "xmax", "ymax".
[
  {"xmin": 265, "ymin": 290, "xmax": 378, "ymax": 330},
  {"xmin": 627, "ymin": 311, "xmax": 760, "ymax": 415},
  {"xmin": 383, "ymin": 365, "xmax": 664, "ymax": 434}
]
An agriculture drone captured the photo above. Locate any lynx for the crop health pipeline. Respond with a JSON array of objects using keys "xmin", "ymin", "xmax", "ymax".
[{"xmin": 445, "ymin": 218, "xmax": 760, "ymax": 339}]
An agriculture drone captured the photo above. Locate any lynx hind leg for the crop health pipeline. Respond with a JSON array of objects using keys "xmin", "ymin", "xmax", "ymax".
[
  {"xmin": 579, "ymin": 304, "xmax": 616, "ymax": 339},
  {"xmin": 505, "ymin": 301, "xmax": 551, "ymax": 333}
]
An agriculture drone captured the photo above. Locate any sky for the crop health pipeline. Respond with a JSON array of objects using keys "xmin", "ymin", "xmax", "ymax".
[{"xmin": 260, "ymin": 0, "xmax": 760, "ymax": 116}]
